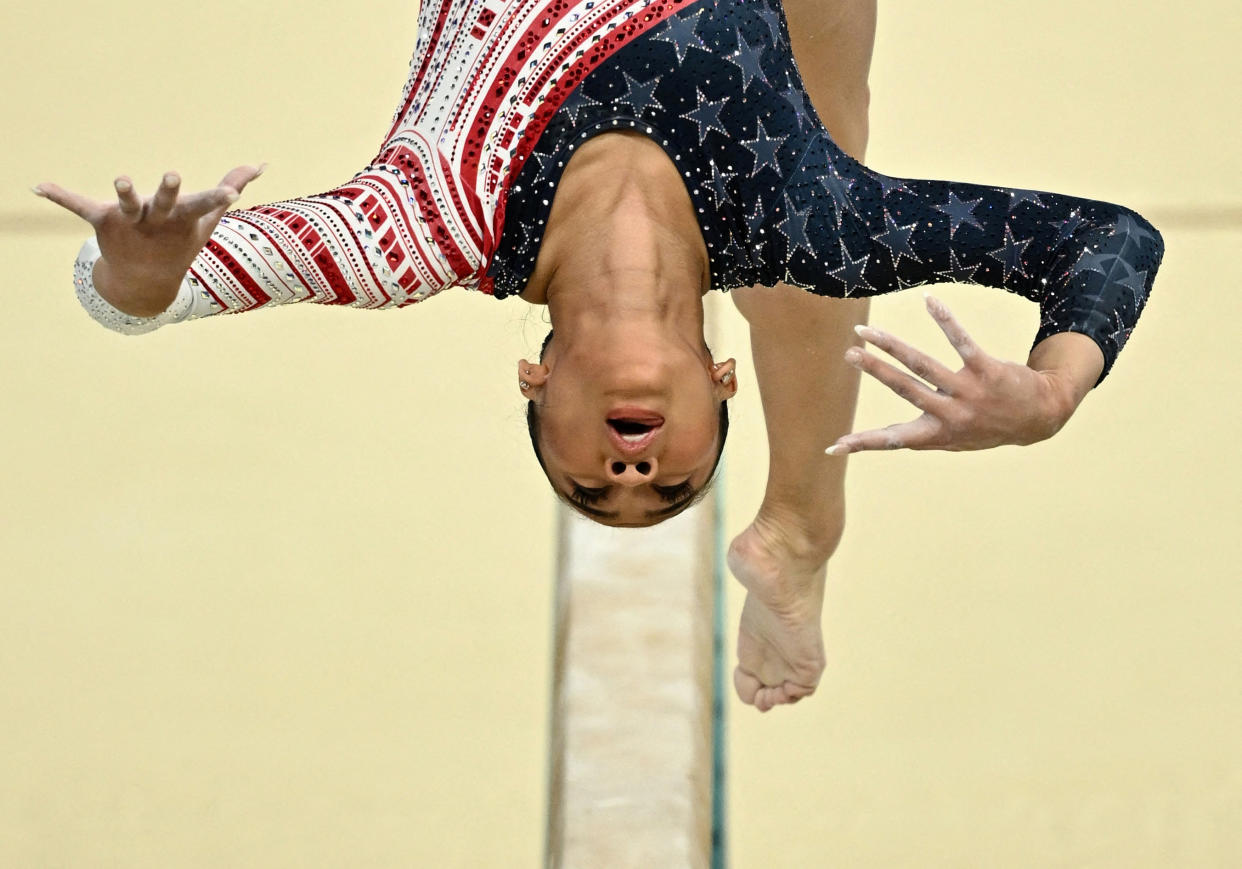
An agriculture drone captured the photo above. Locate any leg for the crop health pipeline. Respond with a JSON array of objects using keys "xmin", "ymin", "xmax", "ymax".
[
  {"xmin": 781, "ymin": 0, "xmax": 875, "ymax": 160},
  {"xmin": 727, "ymin": 0, "xmax": 877, "ymax": 712}
]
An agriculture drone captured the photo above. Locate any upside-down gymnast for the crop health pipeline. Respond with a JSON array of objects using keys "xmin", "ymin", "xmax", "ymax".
[{"xmin": 36, "ymin": 0, "xmax": 1163, "ymax": 712}]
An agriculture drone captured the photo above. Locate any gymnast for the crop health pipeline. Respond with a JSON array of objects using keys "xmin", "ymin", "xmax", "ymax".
[{"xmin": 36, "ymin": 0, "xmax": 1163, "ymax": 712}]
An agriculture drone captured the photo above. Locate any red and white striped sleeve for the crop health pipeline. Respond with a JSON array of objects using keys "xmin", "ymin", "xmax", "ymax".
[
  {"xmin": 73, "ymin": 163, "xmax": 459, "ymax": 336},
  {"xmin": 73, "ymin": 0, "xmax": 699, "ymax": 335}
]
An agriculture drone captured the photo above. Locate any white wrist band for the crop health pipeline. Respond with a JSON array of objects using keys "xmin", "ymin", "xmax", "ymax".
[{"xmin": 73, "ymin": 237, "xmax": 197, "ymax": 335}]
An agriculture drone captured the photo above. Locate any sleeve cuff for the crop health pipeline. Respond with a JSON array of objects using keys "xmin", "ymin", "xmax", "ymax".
[{"xmin": 73, "ymin": 237, "xmax": 197, "ymax": 335}]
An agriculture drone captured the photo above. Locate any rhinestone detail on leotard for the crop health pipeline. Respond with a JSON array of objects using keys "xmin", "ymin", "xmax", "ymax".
[
  {"xmin": 73, "ymin": 0, "xmax": 1163, "ymax": 384},
  {"xmin": 489, "ymin": 0, "xmax": 1164, "ymax": 383}
]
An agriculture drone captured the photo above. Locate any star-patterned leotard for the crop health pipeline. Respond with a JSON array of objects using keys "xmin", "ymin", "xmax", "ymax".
[{"xmin": 75, "ymin": 0, "xmax": 1162, "ymax": 384}]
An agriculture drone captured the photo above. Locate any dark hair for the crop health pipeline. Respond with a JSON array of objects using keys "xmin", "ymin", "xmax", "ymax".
[{"xmin": 526, "ymin": 330, "xmax": 730, "ymax": 521}]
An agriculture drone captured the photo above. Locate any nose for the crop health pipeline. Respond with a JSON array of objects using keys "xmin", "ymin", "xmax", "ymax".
[{"xmin": 606, "ymin": 457, "xmax": 658, "ymax": 486}]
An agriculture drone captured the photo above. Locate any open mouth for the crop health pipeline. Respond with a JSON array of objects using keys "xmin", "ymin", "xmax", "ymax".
[
  {"xmin": 608, "ymin": 418, "xmax": 658, "ymax": 443},
  {"xmin": 607, "ymin": 410, "xmax": 664, "ymax": 450}
]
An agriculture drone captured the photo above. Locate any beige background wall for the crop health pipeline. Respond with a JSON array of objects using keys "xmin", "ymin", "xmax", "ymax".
[
  {"xmin": 2, "ymin": 1, "xmax": 1239, "ymax": 867},
  {"xmin": 3, "ymin": 2, "xmax": 556, "ymax": 866}
]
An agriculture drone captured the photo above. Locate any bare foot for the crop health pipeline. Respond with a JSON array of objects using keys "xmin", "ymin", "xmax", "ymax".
[{"xmin": 726, "ymin": 519, "xmax": 829, "ymax": 712}]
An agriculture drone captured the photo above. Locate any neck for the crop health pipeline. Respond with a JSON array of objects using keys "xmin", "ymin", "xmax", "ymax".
[{"xmin": 531, "ymin": 130, "xmax": 711, "ymax": 356}]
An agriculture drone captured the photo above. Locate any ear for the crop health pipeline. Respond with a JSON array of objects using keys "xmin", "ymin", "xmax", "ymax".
[
  {"xmin": 711, "ymin": 358, "xmax": 738, "ymax": 400},
  {"xmin": 517, "ymin": 359, "xmax": 550, "ymax": 400}
]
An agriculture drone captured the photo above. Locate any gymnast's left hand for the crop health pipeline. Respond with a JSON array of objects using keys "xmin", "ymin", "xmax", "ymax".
[{"xmin": 825, "ymin": 293, "xmax": 1078, "ymax": 454}]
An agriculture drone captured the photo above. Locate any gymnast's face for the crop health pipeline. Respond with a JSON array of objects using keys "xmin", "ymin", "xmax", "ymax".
[{"xmin": 520, "ymin": 333, "xmax": 736, "ymax": 527}]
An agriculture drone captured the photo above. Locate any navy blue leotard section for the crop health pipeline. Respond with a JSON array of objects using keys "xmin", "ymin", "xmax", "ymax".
[{"xmin": 487, "ymin": 0, "xmax": 1163, "ymax": 385}]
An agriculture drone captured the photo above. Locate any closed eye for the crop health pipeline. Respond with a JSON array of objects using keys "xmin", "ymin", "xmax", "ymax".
[
  {"xmin": 570, "ymin": 484, "xmax": 610, "ymax": 508},
  {"xmin": 562, "ymin": 479, "xmax": 699, "ymax": 523},
  {"xmin": 570, "ymin": 480, "xmax": 690, "ymax": 507},
  {"xmin": 652, "ymin": 480, "xmax": 694, "ymax": 504}
]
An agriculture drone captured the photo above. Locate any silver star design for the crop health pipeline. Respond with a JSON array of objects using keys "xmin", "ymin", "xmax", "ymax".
[
  {"xmin": 781, "ymin": 85, "xmax": 811, "ymax": 133},
  {"xmin": 1084, "ymin": 250, "xmax": 1144, "ymax": 293},
  {"xmin": 875, "ymin": 174, "xmax": 907, "ymax": 198},
  {"xmin": 617, "ymin": 70, "xmax": 662, "ymax": 115},
  {"xmin": 989, "ymin": 225, "xmax": 1034, "ymax": 283},
  {"xmin": 512, "ymin": 216, "xmax": 537, "ymax": 253},
  {"xmin": 1116, "ymin": 266, "xmax": 1149, "ymax": 301},
  {"xmin": 1070, "ymin": 249, "xmax": 1115, "ymax": 278},
  {"xmin": 775, "ymin": 192, "xmax": 816, "ymax": 258},
  {"xmin": 830, "ymin": 240, "xmax": 873, "ymax": 296},
  {"xmin": 679, "ymin": 87, "xmax": 729, "ymax": 142},
  {"xmin": 728, "ymin": 29, "xmax": 769, "ymax": 93},
  {"xmin": 935, "ymin": 249, "xmax": 980, "ymax": 285},
  {"xmin": 1112, "ymin": 212, "xmax": 1161, "ymax": 254},
  {"xmin": 522, "ymin": 151, "xmax": 547, "ymax": 180},
  {"xmin": 706, "ymin": 158, "xmax": 735, "ymax": 207},
  {"xmin": 745, "ymin": 196, "xmax": 767, "ymax": 238},
  {"xmin": 717, "ymin": 233, "xmax": 745, "ymax": 267},
  {"xmin": 762, "ymin": 9, "xmax": 783, "ymax": 46},
  {"xmin": 934, "ymin": 192, "xmax": 985, "ymax": 239},
  {"xmin": 819, "ymin": 166, "xmax": 858, "ymax": 227},
  {"xmin": 874, "ymin": 211, "xmax": 921, "ymax": 269},
  {"xmin": 1051, "ymin": 210, "xmax": 1087, "ymax": 249},
  {"xmin": 650, "ymin": 7, "xmax": 707, "ymax": 65},
  {"xmin": 1006, "ymin": 188, "xmax": 1045, "ymax": 211},
  {"xmin": 742, "ymin": 117, "xmax": 783, "ymax": 177},
  {"xmin": 566, "ymin": 90, "xmax": 601, "ymax": 127}
]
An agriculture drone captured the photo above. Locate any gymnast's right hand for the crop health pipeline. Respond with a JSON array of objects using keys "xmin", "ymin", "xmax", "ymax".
[{"xmin": 34, "ymin": 165, "xmax": 264, "ymax": 317}]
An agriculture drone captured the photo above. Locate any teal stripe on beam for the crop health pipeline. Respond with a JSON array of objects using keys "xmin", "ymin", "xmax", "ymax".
[{"xmin": 711, "ymin": 470, "xmax": 729, "ymax": 869}]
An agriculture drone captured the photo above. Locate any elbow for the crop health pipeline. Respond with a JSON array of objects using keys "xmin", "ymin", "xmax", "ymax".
[
  {"xmin": 1135, "ymin": 215, "xmax": 1164, "ymax": 311},
  {"xmin": 1149, "ymin": 222, "xmax": 1166, "ymax": 273},
  {"xmin": 1123, "ymin": 209, "xmax": 1165, "ymax": 275},
  {"xmin": 1107, "ymin": 208, "xmax": 1165, "ymax": 308}
]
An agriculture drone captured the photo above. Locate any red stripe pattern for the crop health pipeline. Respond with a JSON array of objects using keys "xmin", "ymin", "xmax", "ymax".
[{"xmin": 88, "ymin": 0, "xmax": 693, "ymax": 332}]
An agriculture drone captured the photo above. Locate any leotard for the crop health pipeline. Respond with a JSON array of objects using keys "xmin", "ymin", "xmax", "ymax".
[{"xmin": 74, "ymin": 0, "xmax": 1163, "ymax": 384}]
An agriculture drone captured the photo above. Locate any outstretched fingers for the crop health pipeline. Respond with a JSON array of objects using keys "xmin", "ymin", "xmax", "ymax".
[
  {"xmin": 924, "ymin": 292, "xmax": 984, "ymax": 367},
  {"xmin": 825, "ymin": 297, "xmax": 992, "ymax": 455},
  {"xmin": 832, "ymin": 414, "xmax": 943, "ymax": 453},
  {"xmin": 828, "ymin": 326, "xmax": 953, "ymax": 454},
  {"xmin": 844, "ymin": 344, "xmax": 951, "ymax": 415},
  {"xmin": 148, "ymin": 172, "xmax": 181, "ymax": 220},
  {"xmin": 180, "ymin": 186, "xmax": 241, "ymax": 219},
  {"xmin": 32, "ymin": 183, "xmax": 106, "ymax": 225},
  {"xmin": 854, "ymin": 323, "xmax": 957, "ymax": 394},
  {"xmin": 114, "ymin": 176, "xmax": 143, "ymax": 221},
  {"xmin": 217, "ymin": 163, "xmax": 266, "ymax": 196},
  {"xmin": 195, "ymin": 164, "xmax": 265, "ymax": 224},
  {"xmin": 35, "ymin": 164, "xmax": 262, "ymax": 230}
]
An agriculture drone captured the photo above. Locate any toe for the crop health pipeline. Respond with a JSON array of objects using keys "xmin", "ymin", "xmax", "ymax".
[
  {"xmin": 784, "ymin": 681, "xmax": 816, "ymax": 703},
  {"xmin": 750, "ymin": 685, "xmax": 770, "ymax": 715},
  {"xmin": 733, "ymin": 666, "xmax": 761, "ymax": 706},
  {"xmin": 757, "ymin": 682, "xmax": 815, "ymax": 712},
  {"xmin": 755, "ymin": 685, "xmax": 780, "ymax": 713},
  {"xmin": 755, "ymin": 685, "xmax": 784, "ymax": 715}
]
